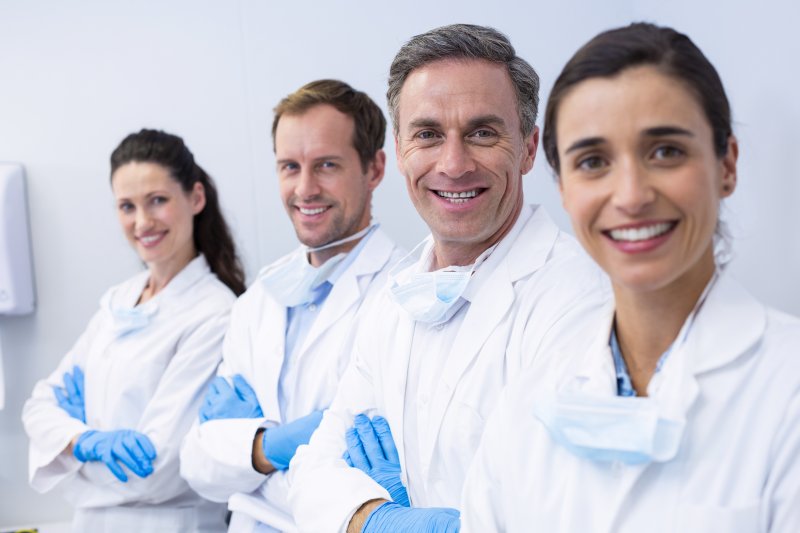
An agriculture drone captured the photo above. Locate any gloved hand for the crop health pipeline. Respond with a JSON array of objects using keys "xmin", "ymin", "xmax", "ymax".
[
  {"xmin": 362, "ymin": 502, "xmax": 460, "ymax": 532},
  {"xmin": 344, "ymin": 414, "xmax": 410, "ymax": 506},
  {"xmin": 199, "ymin": 375, "xmax": 263, "ymax": 423},
  {"xmin": 262, "ymin": 410, "xmax": 324, "ymax": 470},
  {"xmin": 52, "ymin": 365, "xmax": 85, "ymax": 423},
  {"xmin": 73, "ymin": 429, "xmax": 157, "ymax": 482}
]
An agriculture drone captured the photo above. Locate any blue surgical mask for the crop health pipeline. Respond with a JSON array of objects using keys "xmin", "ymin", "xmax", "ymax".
[
  {"xmin": 532, "ymin": 390, "xmax": 685, "ymax": 465},
  {"xmin": 389, "ymin": 240, "xmax": 495, "ymax": 324},
  {"xmin": 102, "ymin": 288, "xmax": 159, "ymax": 337},
  {"xmin": 261, "ymin": 224, "xmax": 374, "ymax": 307}
]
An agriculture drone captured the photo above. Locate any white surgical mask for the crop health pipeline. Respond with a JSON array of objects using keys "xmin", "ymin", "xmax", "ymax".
[
  {"xmin": 101, "ymin": 287, "xmax": 159, "ymax": 337},
  {"xmin": 532, "ymin": 390, "xmax": 685, "ymax": 465},
  {"xmin": 389, "ymin": 240, "xmax": 496, "ymax": 324},
  {"xmin": 261, "ymin": 224, "xmax": 375, "ymax": 307}
]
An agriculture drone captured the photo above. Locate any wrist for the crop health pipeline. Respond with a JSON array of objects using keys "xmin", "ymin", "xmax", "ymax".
[{"xmin": 251, "ymin": 428, "xmax": 276, "ymax": 474}]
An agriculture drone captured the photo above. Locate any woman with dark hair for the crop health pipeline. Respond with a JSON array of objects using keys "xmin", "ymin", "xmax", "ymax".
[
  {"xmin": 22, "ymin": 129, "xmax": 244, "ymax": 532},
  {"xmin": 461, "ymin": 23, "xmax": 800, "ymax": 532}
]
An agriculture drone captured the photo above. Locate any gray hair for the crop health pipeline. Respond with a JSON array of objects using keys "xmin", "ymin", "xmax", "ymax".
[{"xmin": 387, "ymin": 23, "xmax": 540, "ymax": 137}]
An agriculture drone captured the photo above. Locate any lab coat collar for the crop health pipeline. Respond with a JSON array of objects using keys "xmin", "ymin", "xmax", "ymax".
[
  {"xmin": 299, "ymin": 227, "xmax": 397, "ymax": 356},
  {"xmin": 101, "ymin": 254, "xmax": 212, "ymax": 312}
]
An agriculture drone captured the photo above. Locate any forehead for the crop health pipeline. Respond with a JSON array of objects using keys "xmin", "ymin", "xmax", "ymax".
[
  {"xmin": 111, "ymin": 161, "xmax": 177, "ymax": 196},
  {"xmin": 275, "ymin": 104, "xmax": 357, "ymax": 157},
  {"xmin": 397, "ymin": 59, "xmax": 519, "ymax": 130},
  {"xmin": 556, "ymin": 66, "xmax": 710, "ymax": 145}
]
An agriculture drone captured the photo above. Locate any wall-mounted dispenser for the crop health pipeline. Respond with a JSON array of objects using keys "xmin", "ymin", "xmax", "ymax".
[{"xmin": 0, "ymin": 163, "xmax": 35, "ymax": 315}]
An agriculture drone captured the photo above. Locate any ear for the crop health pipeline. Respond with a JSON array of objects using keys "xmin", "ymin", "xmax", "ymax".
[
  {"xmin": 190, "ymin": 181, "xmax": 207, "ymax": 215},
  {"xmin": 520, "ymin": 126, "xmax": 539, "ymax": 176},
  {"xmin": 366, "ymin": 149, "xmax": 386, "ymax": 192},
  {"xmin": 719, "ymin": 135, "xmax": 738, "ymax": 199}
]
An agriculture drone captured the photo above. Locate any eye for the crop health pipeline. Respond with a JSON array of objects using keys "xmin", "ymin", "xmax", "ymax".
[
  {"xmin": 652, "ymin": 144, "xmax": 684, "ymax": 161},
  {"xmin": 318, "ymin": 161, "xmax": 338, "ymax": 170},
  {"xmin": 576, "ymin": 155, "xmax": 607, "ymax": 172},
  {"xmin": 151, "ymin": 195, "xmax": 168, "ymax": 206},
  {"xmin": 279, "ymin": 162, "xmax": 300, "ymax": 174},
  {"xmin": 118, "ymin": 201, "xmax": 134, "ymax": 213}
]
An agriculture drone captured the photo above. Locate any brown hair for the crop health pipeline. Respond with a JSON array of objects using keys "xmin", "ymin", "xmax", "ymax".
[{"xmin": 272, "ymin": 79, "xmax": 386, "ymax": 172}]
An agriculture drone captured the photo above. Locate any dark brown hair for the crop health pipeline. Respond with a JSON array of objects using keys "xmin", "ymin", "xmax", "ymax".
[
  {"xmin": 110, "ymin": 129, "xmax": 246, "ymax": 296},
  {"xmin": 543, "ymin": 22, "xmax": 732, "ymax": 174}
]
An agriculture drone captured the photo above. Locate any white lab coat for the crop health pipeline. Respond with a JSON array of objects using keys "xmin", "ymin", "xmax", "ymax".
[
  {"xmin": 22, "ymin": 255, "xmax": 235, "ymax": 533},
  {"xmin": 461, "ymin": 272, "xmax": 800, "ymax": 533},
  {"xmin": 288, "ymin": 205, "xmax": 611, "ymax": 533},
  {"xmin": 179, "ymin": 228, "xmax": 402, "ymax": 532}
]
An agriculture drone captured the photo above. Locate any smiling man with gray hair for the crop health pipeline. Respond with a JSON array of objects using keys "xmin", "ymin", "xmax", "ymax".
[{"xmin": 288, "ymin": 24, "xmax": 608, "ymax": 532}]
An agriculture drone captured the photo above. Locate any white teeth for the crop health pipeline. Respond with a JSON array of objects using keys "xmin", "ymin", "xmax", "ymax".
[
  {"xmin": 436, "ymin": 190, "xmax": 479, "ymax": 203},
  {"xmin": 609, "ymin": 222, "xmax": 674, "ymax": 242},
  {"xmin": 299, "ymin": 207, "xmax": 327, "ymax": 215},
  {"xmin": 140, "ymin": 235, "xmax": 162, "ymax": 245}
]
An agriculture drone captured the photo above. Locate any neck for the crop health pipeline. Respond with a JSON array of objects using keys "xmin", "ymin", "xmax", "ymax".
[
  {"xmin": 309, "ymin": 239, "xmax": 359, "ymax": 268},
  {"xmin": 431, "ymin": 203, "xmax": 521, "ymax": 270},
  {"xmin": 613, "ymin": 248, "xmax": 715, "ymax": 395},
  {"xmin": 141, "ymin": 247, "xmax": 197, "ymax": 304}
]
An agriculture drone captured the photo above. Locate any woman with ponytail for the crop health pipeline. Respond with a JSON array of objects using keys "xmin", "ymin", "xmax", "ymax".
[{"xmin": 23, "ymin": 129, "xmax": 244, "ymax": 532}]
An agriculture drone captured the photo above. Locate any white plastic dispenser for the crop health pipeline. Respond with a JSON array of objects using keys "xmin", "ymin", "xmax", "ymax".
[{"xmin": 0, "ymin": 163, "xmax": 35, "ymax": 315}]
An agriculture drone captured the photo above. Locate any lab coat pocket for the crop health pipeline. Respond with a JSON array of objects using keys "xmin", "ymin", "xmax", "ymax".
[
  {"xmin": 675, "ymin": 500, "xmax": 760, "ymax": 532},
  {"xmin": 438, "ymin": 402, "xmax": 485, "ymax": 482}
]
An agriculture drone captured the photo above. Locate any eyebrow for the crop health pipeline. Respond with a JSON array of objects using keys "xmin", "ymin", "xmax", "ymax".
[
  {"xmin": 564, "ymin": 126, "xmax": 695, "ymax": 154},
  {"xmin": 407, "ymin": 114, "xmax": 507, "ymax": 132},
  {"xmin": 643, "ymin": 126, "xmax": 694, "ymax": 138}
]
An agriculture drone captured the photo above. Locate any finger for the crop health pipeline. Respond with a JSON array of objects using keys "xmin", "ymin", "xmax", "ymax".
[
  {"xmin": 63, "ymin": 372, "xmax": 79, "ymax": 399},
  {"xmin": 102, "ymin": 451, "xmax": 128, "ymax": 482},
  {"xmin": 354, "ymin": 414, "xmax": 384, "ymax": 461},
  {"xmin": 135, "ymin": 433, "xmax": 157, "ymax": 460},
  {"xmin": 342, "ymin": 450, "xmax": 354, "ymax": 467},
  {"xmin": 209, "ymin": 376, "xmax": 229, "ymax": 396},
  {"xmin": 53, "ymin": 386, "xmax": 68, "ymax": 405},
  {"xmin": 344, "ymin": 427, "xmax": 371, "ymax": 471},
  {"xmin": 371, "ymin": 416, "xmax": 400, "ymax": 463},
  {"xmin": 73, "ymin": 366, "xmax": 85, "ymax": 396},
  {"xmin": 232, "ymin": 375, "xmax": 258, "ymax": 403},
  {"xmin": 119, "ymin": 434, "xmax": 153, "ymax": 474}
]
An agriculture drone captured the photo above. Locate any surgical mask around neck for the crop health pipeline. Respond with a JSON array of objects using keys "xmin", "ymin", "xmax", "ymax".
[
  {"xmin": 389, "ymin": 241, "xmax": 495, "ymax": 324},
  {"xmin": 102, "ymin": 288, "xmax": 159, "ymax": 338},
  {"xmin": 533, "ymin": 390, "xmax": 685, "ymax": 465},
  {"xmin": 261, "ymin": 224, "xmax": 375, "ymax": 307}
]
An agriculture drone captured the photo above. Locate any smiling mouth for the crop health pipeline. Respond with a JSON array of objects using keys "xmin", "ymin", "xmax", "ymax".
[
  {"xmin": 138, "ymin": 232, "xmax": 166, "ymax": 247},
  {"xmin": 606, "ymin": 221, "xmax": 677, "ymax": 242},
  {"xmin": 297, "ymin": 206, "xmax": 329, "ymax": 216},
  {"xmin": 434, "ymin": 189, "xmax": 484, "ymax": 204}
]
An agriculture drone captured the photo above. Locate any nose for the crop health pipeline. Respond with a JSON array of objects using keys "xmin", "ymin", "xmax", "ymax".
[
  {"xmin": 436, "ymin": 137, "xmax": 476, "ymax": 178},
  {"xmin": 295, "ymin": 167, "xmax": 322, "ymax": 200},
  {"xmin": 135, "ymin": 208, "xmax": 154, "ymax": 232},
  {"xmin": 612, "ymin": 161, "xmax": 656, "ymax": 215}
]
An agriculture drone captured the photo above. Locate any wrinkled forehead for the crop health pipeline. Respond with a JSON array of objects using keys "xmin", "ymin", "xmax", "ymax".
[{"xmin": 396, "ymin": 59, "xmax": 520, "ymax": 132}]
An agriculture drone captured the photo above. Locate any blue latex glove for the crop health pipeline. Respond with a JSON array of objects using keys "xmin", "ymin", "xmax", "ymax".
[
  {"xmin": 73, "ymin": 430, "xmax": 157, "ymax": 482},
  {"xmin": 52, "ymin": 365, "xmax": 85, "ymax": 423},
  {"xmin": 362, "ymin": 502, "xmax": 460, "ymax": 532},
  {"xmin": 344, "ymin": 414, "xmax": 410, "ymax": 507},
  {"xmin": 199, "ymin": 374, "xmax": 263, "ymax": 423},
  {"xmin": 262, "ymin": 410, "xmax": 324, "ymax": 470}
]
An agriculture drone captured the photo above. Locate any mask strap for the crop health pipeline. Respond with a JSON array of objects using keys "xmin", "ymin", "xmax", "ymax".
[{"xmin": 307, "ymin": 223, "xmax": 376, "ymax": 253}]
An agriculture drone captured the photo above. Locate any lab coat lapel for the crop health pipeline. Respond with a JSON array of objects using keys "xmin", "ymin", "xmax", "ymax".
[
  {"xmin": 421, "ymin": 206, "xmax": 553, "ymax": 468},
  {"xmin": 298, "ymin": 229, "xmax": 394, "ymax": 356},
  {"xmin": 684, "ymin": 272, "xmax": 766, "ymax": 375},
  {"xmin": 384, "ymin": 312, "xmax": 415, "ymax": 471},
  {"xmin": 253, "ymin": 295, "xmax": 287, "ymax": 423}
]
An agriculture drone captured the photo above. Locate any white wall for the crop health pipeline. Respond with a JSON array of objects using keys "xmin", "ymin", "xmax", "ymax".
[{"xmin": 0, "ymin": 0, "xmax": 797, "ymax": 525}]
